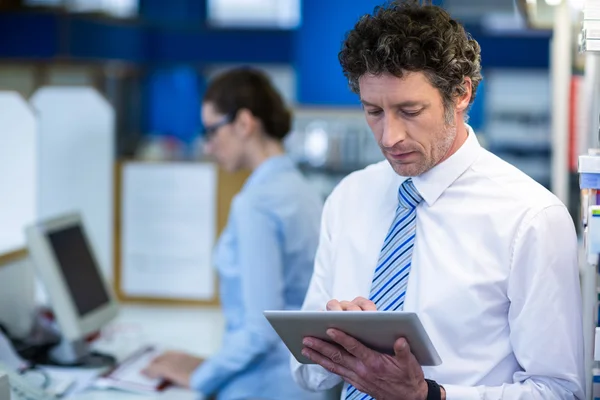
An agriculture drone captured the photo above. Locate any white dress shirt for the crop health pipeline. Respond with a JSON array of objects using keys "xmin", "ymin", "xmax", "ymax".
[{"xmin": 291, "ymin": 127, "xmax": 585, "ymax": 400}]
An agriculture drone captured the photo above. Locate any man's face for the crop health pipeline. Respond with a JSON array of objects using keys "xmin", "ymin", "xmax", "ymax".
[{"xmin": 359, "ymin": 72, "xmax": 457, "ymax": 177}]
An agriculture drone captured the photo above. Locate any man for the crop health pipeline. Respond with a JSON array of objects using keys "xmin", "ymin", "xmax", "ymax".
[{"xmin": 291, "ymin": 1, "xmax": 584, "ymax": 400}]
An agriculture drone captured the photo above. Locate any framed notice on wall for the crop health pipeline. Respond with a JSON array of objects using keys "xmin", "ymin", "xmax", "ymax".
[
  {"xmin": 116, "ymin": 162, "xmax": 215, "ymax": 305},
  {"xmin": 114, "ymin": 161, "xmax": 249, "ymax": 305}
]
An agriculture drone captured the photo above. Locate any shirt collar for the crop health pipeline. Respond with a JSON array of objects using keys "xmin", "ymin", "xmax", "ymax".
[
  {"xmin": 243, "ymin": 154, "xmax": 294, "ymax": 190},
  {"xmin": 390, "ymin": 124, "xmax": 481, "ymax": 207}
]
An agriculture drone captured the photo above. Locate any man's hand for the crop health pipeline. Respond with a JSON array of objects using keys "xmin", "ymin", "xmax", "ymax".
[
  {"xmin": 302, "ymin": 329, "xmax": 435, "ymax": 400},
  {"xmin": 326, "ymin": 296, "xmax": 377, "ymax": 311},
  {"xmin": 142, "ymin": 351, "xmax": 203, "ymax": 388}
]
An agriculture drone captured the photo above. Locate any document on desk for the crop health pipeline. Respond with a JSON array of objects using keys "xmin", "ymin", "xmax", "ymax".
[
  {"xmin": 93, "ymin": 345, "xmax": 169, "ymax": 395},
  {"xmin": 121, "ymin": 163, "xmax": 217, "ymax": 301}
]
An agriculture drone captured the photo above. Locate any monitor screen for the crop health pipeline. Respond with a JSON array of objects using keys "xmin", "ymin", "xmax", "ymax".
[{"xmin": 47, "ymin": 225, "xmax": 110, "ymax": 317}]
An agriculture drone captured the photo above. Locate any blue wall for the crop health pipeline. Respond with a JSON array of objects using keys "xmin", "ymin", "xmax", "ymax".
[
  {"xmin": 0, "ymin": 0, "xmax": 551, "ymax": 137},
  {"xmin": 292, "ymin": 0, "xmax": 549, "ymax": 132},
  {"xmin": 0, "ymin": 1, "xmax": 551, "ymax": 71},
  {"xmin": 144, "ymin": 66, "xmax": 203, "ymax": 144},
  {"xmin": 295, "ymin": 1, "xmax": 550, "ymax": 107},
  {"xmin": 295, "ymin": 0, "xmax": 382, "ymax": 106},
  {"xmin": 0, "ymin": 13, "xmax": 59, "ymax": 58}
]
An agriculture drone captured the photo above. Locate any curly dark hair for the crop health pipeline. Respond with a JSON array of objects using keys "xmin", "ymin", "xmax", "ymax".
[
  {"xmin": 338, "ymin": 0, "xmax": 482, "ymax": 121},
  {"xmin": 204, "ymin": 67, "xmax": 292, "ymax": 141}
]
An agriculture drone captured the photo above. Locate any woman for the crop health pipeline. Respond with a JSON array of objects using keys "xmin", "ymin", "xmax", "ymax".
[{"xmin": 143, "ymin": 68, "xmax": 326, "ymax": 400}]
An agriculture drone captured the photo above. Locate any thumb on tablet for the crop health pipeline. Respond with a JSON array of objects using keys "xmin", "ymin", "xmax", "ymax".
[{"xmin": 393, "ymin": 337, "xmax": 410, "ymax": 358}]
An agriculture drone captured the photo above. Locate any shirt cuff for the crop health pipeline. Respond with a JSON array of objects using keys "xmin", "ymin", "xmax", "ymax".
[
  {"xmin": 189, "ymin": 362, "xmax": 214, "ymax": 396},
  {"xmin": 442, "ymin": 384, "xmax": 481, "ymax": 400}
]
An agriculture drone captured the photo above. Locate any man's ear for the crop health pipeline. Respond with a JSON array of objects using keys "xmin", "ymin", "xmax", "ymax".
[
  {"xmin": 455, "ymin": 77, "xmax": 473, "ymax": 114},
  {"xmin": 233, "ymin": 108, "xmax": 257, "ymax": 139}
]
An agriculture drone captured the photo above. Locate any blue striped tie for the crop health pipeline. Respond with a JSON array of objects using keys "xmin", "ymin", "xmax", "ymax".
[{"xmin": 345, "ymin": 179, "xmax": 423, "ymax": 400}]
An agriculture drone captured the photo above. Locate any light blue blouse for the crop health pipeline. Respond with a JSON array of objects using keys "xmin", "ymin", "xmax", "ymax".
[{"xmin": 190, "ymin": 155, "xmax": 327, "ymax": 400}]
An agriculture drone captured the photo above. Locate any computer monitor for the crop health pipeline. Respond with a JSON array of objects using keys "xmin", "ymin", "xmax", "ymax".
[{"xmin": 25, "ymin": 212, "xmax": 119, "ymax": 366}]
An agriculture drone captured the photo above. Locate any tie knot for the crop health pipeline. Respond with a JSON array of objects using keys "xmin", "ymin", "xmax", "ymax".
[{"xmin": 398, "ymin": 179, "xmax": 423, "ymax": 209}]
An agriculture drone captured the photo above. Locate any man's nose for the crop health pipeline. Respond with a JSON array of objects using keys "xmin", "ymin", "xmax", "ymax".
[{"xmin": 380, "ymin": 114, "xmax": 407, "ymax": 148}]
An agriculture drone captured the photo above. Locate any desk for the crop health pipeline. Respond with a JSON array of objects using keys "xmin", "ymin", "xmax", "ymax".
[
  {"xmin": 65, "ymin": 304, "xmax": 225, "ymax": 399},
  {"xmin": 51, "ymin": 305, "xmax": 341, "ymax": 400}
]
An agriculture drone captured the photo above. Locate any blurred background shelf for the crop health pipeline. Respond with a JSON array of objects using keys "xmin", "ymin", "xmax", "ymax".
[{"xmin": 0, "ymin": 0, "xmax": 590, "ymax": 204}]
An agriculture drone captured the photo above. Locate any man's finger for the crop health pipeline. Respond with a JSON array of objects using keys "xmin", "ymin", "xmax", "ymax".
[
  {"xmin": 301, "ymin": 346, "xmax": 359, "ymax": 382},
  {"xmin": 326, "ymin": 328, "xmax": 374, "ymax": 362},
  {"xmin": 352, "ymin": 297, "xmax": 377, "ymax": 311},
  {"xmin": 326, "ymin": 299, "xmax": 343, "ymax": 311},
  {"xmin": 393, "ymin": 337, "xmax": 411, "ymax": 359},
  {"xmin": 303, "ymin": 336, "xmax": 360, "ymax": 370},
  {"xmin": 339, "ymin": 301, "xmax": 362, "ymax": 311}
]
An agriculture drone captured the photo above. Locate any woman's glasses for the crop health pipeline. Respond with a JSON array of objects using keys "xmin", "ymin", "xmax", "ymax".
[{"xmin": 202, "ymin": 114, "xmax": 233, "ymax": 142}]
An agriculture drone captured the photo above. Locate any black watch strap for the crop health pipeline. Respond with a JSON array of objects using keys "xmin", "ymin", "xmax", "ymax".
[{"xmin": 425, "ymin": 379, "xmax": 442, "ymax": 400}]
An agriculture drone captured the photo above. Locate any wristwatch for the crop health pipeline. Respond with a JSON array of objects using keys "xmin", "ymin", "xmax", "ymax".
[{"xmin": 425, "ymin": 379, "xmax": 443, "ymax": 400}]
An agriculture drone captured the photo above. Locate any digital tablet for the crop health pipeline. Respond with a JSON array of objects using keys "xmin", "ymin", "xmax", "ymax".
[{"xmin": 264, "ymin": 311, "xmax": 442, "ymax": 366}]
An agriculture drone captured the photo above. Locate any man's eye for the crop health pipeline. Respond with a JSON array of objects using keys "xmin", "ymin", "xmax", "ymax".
[
  {"xmin": 403, "ymin": 110, "xmax": 422, "ymax": 117},
  {"xmin": 367, "ymin": 110, "xmax": 382, "ymax": 116}
]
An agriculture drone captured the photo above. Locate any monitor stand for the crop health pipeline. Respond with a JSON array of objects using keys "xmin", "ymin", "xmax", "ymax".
[{"xmin": 46, "ymin": 337, "xmax": 116, "ymax": 368}]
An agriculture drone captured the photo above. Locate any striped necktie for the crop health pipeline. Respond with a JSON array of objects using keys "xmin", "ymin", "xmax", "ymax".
[{"xmin": 345, "ymin": 178, "xmax": 423, "ymax": 400}]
